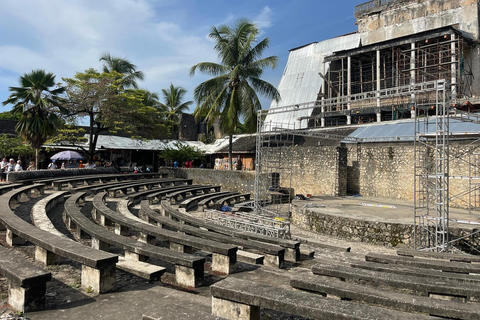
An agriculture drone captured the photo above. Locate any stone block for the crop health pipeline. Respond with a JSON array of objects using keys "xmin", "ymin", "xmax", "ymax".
[
  {"xmin": 91, "ymin": 237, "xmax": 110, "ymax": 251},
  {"xmin": 211, "ymin": 296, "xmax": 260, "ymax": 320},
  {"xmin": 81, "ymin": 264, "xmax": 116, "ymax": 294},
  {"xmin": 8, "ymin": 281, "xmax": 47, "ymax": 312},
  {"xmin": 212, "ymin": 253, "xmax": 236, "ymax": 275},
  {"xmin": 6, "ymin": 228, "xmax": 26, "ymax": 246},
  {"xmin": 175, "ymin": 264, "xmax": 202, "ymax": 288},
  {"xmin": 35, "ymin": 246, "xmax": 61, "ymax": 265}
]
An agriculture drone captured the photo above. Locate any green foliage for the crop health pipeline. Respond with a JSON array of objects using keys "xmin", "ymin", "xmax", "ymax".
[
  {"xmin": 0, "ymin": 111, "xmax": 20, "ymax": 120},
  {"xmin": 0, "ymin": 134, "xmax": 35, "ymax": 158},
  {"xmin": 62, "ymin": 69, "xmax": 167, "ymax": 160},
  {"xmin": 45, "ymin": 125, "xmax": 88, "ymax": 151},
  {"xmin": 100, "ymin": 52, "xmax": 145, "ymax": 89},
  {"xmin": 161, "ymin": 142, "xmax": 204, "ymax": 162},
  {"xmin": 158, "ymin": 84, "xmax": 193, "ymax": 134}
]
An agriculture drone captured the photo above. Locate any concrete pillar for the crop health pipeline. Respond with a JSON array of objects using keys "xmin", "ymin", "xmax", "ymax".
[
  {"xmin": 347, "ymin": 55, "xmax": 352, "ymax": 110},
  {"xmin": 138, "ymin": 232, "xmax": 156, "ymax": 244},
  {"xmin": 321, "ymin": 117, "xmax": 325, "ymax": 128},
  {"xmin": 124, "ymin": 250, "xmax": 148, "ymax": 262},
  {"xmin": 6, "ymin": 228, "xmax": 26, "ymax": 246},
  {"xmin": 175, "ymin": 264, "xmax": 203, "ymax": 288},
  {"xmin": 35, "ymin": 246, "xmax": 61, "ymax": 265},
  {"xmin": 284, "ymin": 247, "xmax": 300, "ymax": 263},
  {"xmin": 451, "ymin": 34, "xmax": 457, "ymax": 100},
  {"xmin": 170, "ymin": 242, "xmax": 194, "ymax": 254},
  {"xmin": 212, "ymin": 253, "xmax": 237, "ymax": 275},
  {"xmin": 100, "ymin": 214, "xmax": 113, "ymax": 227},
  {"xmin": 410, "ymin": 42, "xmax": 416, "ymax": 112},
  {"xmin": 212, "ymin": 297, "xmax": 260, "ymax": 320},
  {"xmin": 8, "ymin": 282, "xmax": 47, "ymax": 312},
  {"xmin": 346, "ymin": 115, "xmax": 351, "ymax": 125},
  {"xmin": 91, "ymin": 237, "xmax": 109, "ymax": 251},
  {"xmin": 114, "ymin": 223, "xmax": 128, "ymax": 236},
  {"xmin": 376, "ymin": 49, "xmax": 381, "ymax": 108},
  {"xmin": 263, "ymin": 254, "xmax": 284, "ymax": 269},
  {"xmin": 81, "ymin": 264, "xmax": 116, "ymax": 294},
  {"xmin": 377, "ymin": 112, "xmax": 381, "ymax": 123}
]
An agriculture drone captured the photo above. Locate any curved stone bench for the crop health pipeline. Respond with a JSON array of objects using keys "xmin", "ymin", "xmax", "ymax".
[
  {"xmin": 214, "ymin": 193, "xmax": 251, "ymax": 209},
  {"xmin": 366, "ymin": 252, "xmax": 480, "ymax": 274},
  {"xmin": 93, "ymin": 192, "xmax": 237, "ymax": 275},
  {"xmin": 291, "ymin": 273, "xmax": 480, "ymax": 319},
  {"xmin": 166, "ymin": 185, "xmax": 222, "ymax": 204},
  {"xmin": 211, "ymin": 277, "xmax": 435, "ymax": 320},
  {"xmin": 160, "ymin": 202, "xmax": 300, "ymax": 263},
  {"xmin": 0, "ymin": 245, "xmax": 52, "ymax": 312},
  {"xmin": 146, "ymin": 185, "xmax": 207, "ymax": 204},
  {"xmin": 181, "ymin": 191, "xmax": 235, "ymax": 212},
  {"xmin": 32, "ymin": 191, "xmax": 71, "ymax": 238},
  {"xmin": 397, "ymin": 248, "xmax": 480, "ymax": 263},
  {"xmin": 64, "ymin": 192, "xmax": 205, "ymax": 287},
  {"xmin": 312, "ymin": 261, "xmax": 480, "ymax": 301},
  {"xmin": 196, "ymin": 192, "xmax": 240, "ymax": 211},
  {"xmin": 126, "ymin": 182, "xmax": 194, "ymax": 205},
  {"xmin": 106, "ymin": 178, "xmax": 190, "ymax": 198},
  {"xmin": 141, "ymin": 201, "xmax": 286, "ymax": 268},
  {"xmin": 0, "ymin": 185, "xmax": 118, "ymax": 294}
]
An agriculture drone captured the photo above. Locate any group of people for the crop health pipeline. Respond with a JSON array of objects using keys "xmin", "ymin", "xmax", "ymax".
[
  {"xmin": 0, "ymin": 158, "xmax": 35, "ymax": 182},
  {"xmin": 47, "ymin": 160, "xmax": 96, "ymax": 170},
  {"xmin": 173, "ymin": 160, "xmax": 195, "ymax": 168}
]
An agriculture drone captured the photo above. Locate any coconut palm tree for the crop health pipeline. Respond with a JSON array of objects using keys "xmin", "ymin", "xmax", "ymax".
[
  {"xmin": 2, "ymin": 69, "xmax": 65, "ymax": 169},
  {"xmin": 100, "ymin": 53, "xmax": 145, "ymax": 89},
  {"xmin": 158, "ymin": 84, "xmax": 193, "ymax": 135},
  {"xmin": 190, "ymin": 19, "xmax": 280, "ymax": 169}
]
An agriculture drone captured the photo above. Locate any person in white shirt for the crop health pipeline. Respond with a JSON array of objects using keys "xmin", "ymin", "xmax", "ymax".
[
  {"xmin": 0, "ymin": 158, "xmax": 7, "ymax": 182},
  {"xmin": 15, "ymin": 160, "xmax": 23, "ymax": 172},
  {"xmin": 48, "ymin": 160, "xmax": 57, "ymax": 169},
  {"xmin": 6, "ymin": 159, "xmax": 15, "ymax": 173}
]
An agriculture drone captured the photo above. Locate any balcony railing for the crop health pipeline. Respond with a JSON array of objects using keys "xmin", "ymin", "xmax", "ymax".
[{"xmin": 355, "ymin": 0, "xmax": 397, "ymax": 16}]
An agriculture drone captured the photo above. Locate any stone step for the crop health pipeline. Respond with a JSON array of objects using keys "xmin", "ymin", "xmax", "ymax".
[
  {"xmin": 300, "ymin": 246, "xmax": 315, "ymax": 258},
  {"xmin": 237, "ymin": 250, "xmax": 264, "ymax": 264},
  {"xmin": 117, "ymin": 257, "xmax": 166, "ymax": 281}
]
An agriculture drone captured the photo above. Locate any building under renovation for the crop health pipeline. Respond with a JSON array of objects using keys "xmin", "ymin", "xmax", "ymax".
[{"xmin": 258, "ymin": 0, "xmax": 480, "ymax": 252}]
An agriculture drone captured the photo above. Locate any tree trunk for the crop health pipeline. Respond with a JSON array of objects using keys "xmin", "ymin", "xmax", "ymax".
[
  {"xmin": 35, "ymin": 148, "xmax": 39, "ymax": 171},
  {"xmin": 228, "ymin": 134, "xmax": 233, "ymax": 170}
]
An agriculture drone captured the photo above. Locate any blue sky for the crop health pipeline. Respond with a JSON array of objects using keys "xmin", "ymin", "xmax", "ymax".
[{"xmin": 0, "ymin": 0, "xmax": 361, "ymax": 113}]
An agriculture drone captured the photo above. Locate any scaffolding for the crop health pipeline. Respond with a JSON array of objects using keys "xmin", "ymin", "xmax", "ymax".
[{"xmin": 255, "ymin": 77, "xmax": 480, "ymax": 253}]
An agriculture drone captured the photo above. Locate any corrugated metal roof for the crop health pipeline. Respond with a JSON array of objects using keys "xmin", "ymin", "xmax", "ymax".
[{"xmin": 264, "ymin": 33, "xmax": 361, "ymax": 130}]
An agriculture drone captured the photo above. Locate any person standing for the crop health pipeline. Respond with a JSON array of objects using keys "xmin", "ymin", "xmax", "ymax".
[
  {"xmin": 48, "ymin": 160, "xmax": 57, "ymax": 169},
  {"xmin": 0, "ymin": 158, "xmax": 7, "ymax": 182},
  {"xmin": 78, "ymin": 161, "xmax": 84, "ymax": 169},
  {"xmin": 15, "ymin": 160, "xmax": 23, "ymax": 171},
  {"xmin": 27, "ymin": 161, "xmax": 36, "ymax": 171}
]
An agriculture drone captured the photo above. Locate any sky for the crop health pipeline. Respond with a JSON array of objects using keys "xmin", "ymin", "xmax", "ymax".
[{"xmin": 0, "ymin": 0, "xmax": 362, "ymax": 114}]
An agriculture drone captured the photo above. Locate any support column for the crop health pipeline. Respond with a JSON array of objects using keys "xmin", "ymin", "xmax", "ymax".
[
  {"xmin": 6, "ymin": 228, "xmax": 26, "ymax": 246},
  {"xmin": 81, "ymin": 264, "xmax": 116, "ymax": 294},
  {"xmin": 347, "ymin": 55, "xmax": 352, "ymax": 125},
  {"xmin": 35, "ymin": 246, "xmax": 61, "ymax": 265},
  {"xmin": 376, "ymin": 49, "xmax": 381, "ymax": 109},
  {"xmin": 212, "ymin": 297, "xmax": 260, "ymax": 320},
  {"xmin": 411, "ymin": 42, "xmax": 416, "ymax": 118},
  {"xmin": 321, "ymin": 117, "xmax": 325, "ymax": 128},
  {"xmin": 451, "ymin": 34, "xmax": 457, "ymax": 101}
]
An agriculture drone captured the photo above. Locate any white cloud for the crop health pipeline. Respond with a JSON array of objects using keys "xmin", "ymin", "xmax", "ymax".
[{"xmin": 254, "ymin": 6, "xmax": 273, "ymax": 30}]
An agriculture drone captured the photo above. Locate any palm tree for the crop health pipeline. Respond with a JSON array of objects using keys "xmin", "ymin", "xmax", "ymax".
[
  {"xmin": 2, "ymin": 69, "xmax": 65, "ymax": 169},
  {"xmin": 190, "ymin": 19, "xmax": 280, "ymax": 169},
  {"xmin": 100, "ymin": 53, "xmax": 145, "ymax": 89},
  {"xmin": 158, "ymin": 84, "xmax": 193, "ymax": 135}
]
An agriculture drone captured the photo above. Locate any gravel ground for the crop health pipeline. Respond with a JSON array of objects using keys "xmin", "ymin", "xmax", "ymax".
[{"xmin": 0, "ymin": 190, "xmax": 397, "ymax": 319}]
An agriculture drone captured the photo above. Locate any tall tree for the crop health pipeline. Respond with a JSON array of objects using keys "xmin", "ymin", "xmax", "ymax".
[
  {"xmin": 62, "ymin": 69, "xmax": 166, "ymax": 161},
  {"xmin": 100, "ymin": 53, "xmax": 145, "ymax": 89},
  {"xmin": 190, "ymin": 19, "xmax": 280, "ymax": 169},
  {"xmin": 2, "ymin": 69, "xmax": 66, "ymax": 169},
  {"xmin": 158, "ymin": 84, "xmax": 193, "ymax": 135}
]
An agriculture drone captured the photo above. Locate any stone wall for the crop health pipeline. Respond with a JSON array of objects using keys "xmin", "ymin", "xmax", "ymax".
[
  {"xmin": 292, "ymin": 201, "xmax": 480, "ymax": 249},
  {"xmin": 158, "ymin": 168, "xmax": 256, "ymax": 195},
  {"xmin": 356, "ymin": 0, "xmax": 480, "ymax": 44}
]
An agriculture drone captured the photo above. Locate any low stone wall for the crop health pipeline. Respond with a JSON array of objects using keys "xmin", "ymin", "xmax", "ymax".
[
  {"xmin": 291, "ymin": 201, "xmax": 413, "ymax": 247},
  {"xmin": 291, "ymin": 201, "xmax": 480, "ymax": 250},
  {"xmin": 7, "ymin": 167, "xmax": 116, "ymax": 182},
  {"xmin": 158, "ymin": 167, "xmax": 256, "ymax": 195}
]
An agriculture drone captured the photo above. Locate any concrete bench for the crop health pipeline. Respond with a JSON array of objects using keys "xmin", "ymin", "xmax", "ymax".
[
  {"xmin": 107, "ymin": 178, "xmax": 191, "ymax": 198},
  {"xmin": 0, "ymin": 186, "xmax": 118, "ymax": 294},
  {"xmin": 366, "ymin": 252, "xmax": 480, "ymax": 274},
  {"xmin": 195, "ymin": 192, "xmax": 239, "ymax": 211},
  {"xmin": 291, "ymin": 273, "xmax": 480, "ymax": 319},
  {"xmin": 211, "ymin": 277, "xmax": 435, "ymax": 320},
  {"xmin": 213, "ymin": 193, "xmax": 251, "ymax": 209},
  {"xmin": 0, "ymin": 183, "xmax": 23, "ymax": 195},
  {"xmin": 141, "ymin": 201, "xmax": 286, "ymax": 268},
  {"xmin": 181, "ymin": 191, "xmax": 233, "ymax": 211},
  {"xmin": 0, "ymin": 245, "xmax": 52, "ymax": 312},
  {"xmin": 160, "ymin": 202, "xmax": 301, "ymax": 262},
  {"xmin": 166, "ymin": 185, "xmax": 221, "ymax": 204},
  {"xmin": 93, "ymin": 192, "xmax": 238, "ymax": 275},
  {"xmin": 397, "ymin": 248, "xmax": 480, "ymax": 263},
  {"xmin": 146, "ymin": 185, "xmax": 204, "ymax": 204},
  {"xmin": 311, "ymin": 262, "xmax": 480, "ymax": 301},
  {"xmin": 64, "ymin": 192, "xmax": 205, "ymax": 287},
  {"xmin": 351, "ymin": 260, "xmax": 480, "ymax": 285}
]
